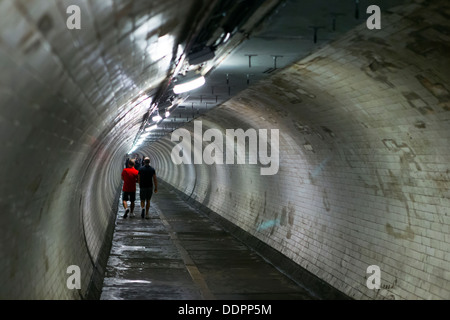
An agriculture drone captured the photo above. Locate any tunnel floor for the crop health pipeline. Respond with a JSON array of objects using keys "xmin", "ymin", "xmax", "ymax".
[{"xmin": 100, "ymin": 184, "xmax": 316, "ymax": 300}]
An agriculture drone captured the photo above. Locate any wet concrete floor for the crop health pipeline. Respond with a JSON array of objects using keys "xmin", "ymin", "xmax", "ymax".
[{"xmin": 100, "ymin": 184, "xmax": 316, "ymax": 300}]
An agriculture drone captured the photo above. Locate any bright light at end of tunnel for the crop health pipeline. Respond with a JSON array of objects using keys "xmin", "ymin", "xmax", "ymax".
[{"xmin": 173, "ymin": 76, "xmax": 205, "ymax": 94}]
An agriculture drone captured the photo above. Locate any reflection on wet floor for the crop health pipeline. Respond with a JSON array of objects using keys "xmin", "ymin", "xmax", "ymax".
[{"xmin": 100, "ymin": 184, "xmax": 316, "ymax": 300}]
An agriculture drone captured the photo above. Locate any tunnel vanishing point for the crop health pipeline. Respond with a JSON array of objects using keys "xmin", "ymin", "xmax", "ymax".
[{"xmin": 0, "ymin": 0, "xmax": 449, "ymax": 300}]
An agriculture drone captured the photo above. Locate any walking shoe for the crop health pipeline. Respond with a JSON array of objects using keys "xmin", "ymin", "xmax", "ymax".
[
  {"xmin": 130, "ymin": 212, "xmax": 135, "ymax": 218},
  {"xmin": 141, "ymin": 209, "xmax": 145, "ymax": 218},
  {"xmin": 124, "ymin": 208, "xmax": 130, "ymax": 218},
  {"xmin": 145, "ymin": 213, "xmax": 150, "ymax": 219}
]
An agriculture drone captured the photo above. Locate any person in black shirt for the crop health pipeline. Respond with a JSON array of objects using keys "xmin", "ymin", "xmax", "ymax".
[{"xmin": 138, "ymin": 157, "xmax": 158, "ymax": 219}]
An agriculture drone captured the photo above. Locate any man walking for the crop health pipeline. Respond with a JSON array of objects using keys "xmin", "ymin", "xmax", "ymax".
[
  {"xmin": 121, "ymin": 158, "xmax": 139, "ymax": 218},
  {"xmin": 138, "ymin": 157, "xmax": 158, "ymax": 219}
]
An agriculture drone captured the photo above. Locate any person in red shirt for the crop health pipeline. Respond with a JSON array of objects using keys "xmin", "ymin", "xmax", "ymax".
[{"xmin": 121, "ymin": 158, "xmax": 139, "ymax": 218}]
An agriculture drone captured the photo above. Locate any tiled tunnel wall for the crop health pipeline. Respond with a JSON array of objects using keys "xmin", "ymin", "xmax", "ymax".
[
  {"xmin": 143, "ymin": 2, "xmax": 450, "ymax": 300},
  {"xmin": 0, "ymin": 0, "xmax": 209, "ymax": 299}
]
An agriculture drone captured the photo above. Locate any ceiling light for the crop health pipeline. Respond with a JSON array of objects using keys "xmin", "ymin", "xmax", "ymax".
[
  {"xmin": 145, "ymin": 124, "xmax": 158, "ymax": 132},
  {"xmin": 173, "ymin": 75, "xmax": 205, "ymax": 94},
  {"xmin": 223, "ymin": 32, "xmax": 231, "ymax": 43}
]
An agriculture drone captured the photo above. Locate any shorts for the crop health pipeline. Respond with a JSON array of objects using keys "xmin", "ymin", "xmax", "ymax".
[
  {"xmin": 140, "ymin": 188, "xmax": 153, "ymax": 201},
  {"xmin": 122, "ymin": 191, "xmax": 136, "ymax": 202}
]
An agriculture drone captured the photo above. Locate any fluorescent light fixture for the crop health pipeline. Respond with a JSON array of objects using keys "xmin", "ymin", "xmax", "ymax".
[
  {"xmin": 223, "ymin": 32, "xmax": 231, "ymax": 43},
  {"xmin": 145, "ymin": 124, "xmax": 158, "ymax": 132},
  {"xmin": 152, "ymin": 114, "xmax": 163, "ymax": 122},
  {"xmin": 173, "ymin": 75, "xmax": 205, "ymax": 94}
]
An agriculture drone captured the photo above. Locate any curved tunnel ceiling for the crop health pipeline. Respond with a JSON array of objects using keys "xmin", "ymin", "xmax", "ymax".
[{"xmin": 0, "ymin": 0, "xmax": 449, "ymax": 300}]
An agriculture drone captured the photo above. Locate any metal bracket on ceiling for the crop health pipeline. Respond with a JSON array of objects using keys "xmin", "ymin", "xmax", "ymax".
[
  {"xmin": 226, "ymin": 73, "xmax": 231, "ymax": 85},
  {"xmin": 246, "ymin": 73, "xmax": 256, "ymax": 85},
  {"xmin": 331, "ymin": 12, "xmax": 345, "ymax": 32},
  {"xmin": 245, "ymin": 54, "xmax": 258, "ymax": 68},
  {"xmin": 271, "ymin": 55, "xmax": 283, "ymax": 69},
  {"xmin": 355, "ymin": 0, "xmax": 360, "ymax": 20}
]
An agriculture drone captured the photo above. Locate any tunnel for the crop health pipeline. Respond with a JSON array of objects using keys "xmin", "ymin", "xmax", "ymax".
[{"xmin": 0, "ymin": 0, "xmax": 449, "ymax": 301}]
